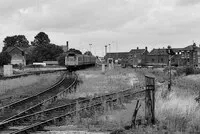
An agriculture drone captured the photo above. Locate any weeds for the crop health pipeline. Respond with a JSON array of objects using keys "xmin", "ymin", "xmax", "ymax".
[{"xmin": 0, "ymin": 72, "xmax": 61, "ymax": 106}]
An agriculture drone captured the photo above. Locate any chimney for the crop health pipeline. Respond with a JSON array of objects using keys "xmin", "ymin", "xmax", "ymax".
[
  {"xmin": 145, "ymin": 46, "xmax": 147, "ymax": 50},
  {"xmin": 105, "ymin": 45, "xmax": 107, "ymax": 55},
  {"xmin": 137, "ymin": 47, "xmax": 139, "ymax": 50},
  {"xmin": 66, "ymin": 41, "xmax": 69, "ymax": 51}
]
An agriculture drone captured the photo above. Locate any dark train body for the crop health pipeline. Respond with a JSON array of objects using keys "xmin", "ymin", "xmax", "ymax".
[{"xmin": 65, "ymin": 52, "xmax": 96, "ymax": 71}]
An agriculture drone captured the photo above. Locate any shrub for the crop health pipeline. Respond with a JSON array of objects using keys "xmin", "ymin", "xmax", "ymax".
[
  {"xmin": 175, "ymin": 66, "xmax": 198, "ymax": 76},
  {"xmin": 0, "ymin": 52, "xmax": 11, "ymax": 66},
  {"xmin": 57, "ymin": 53, "xmax": 67, "ymax": 66}
]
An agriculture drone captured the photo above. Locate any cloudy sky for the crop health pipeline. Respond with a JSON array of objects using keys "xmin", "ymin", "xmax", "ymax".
[{"xmin": 0, "ymin": 0, "xmax": 200, "ymax": 56}]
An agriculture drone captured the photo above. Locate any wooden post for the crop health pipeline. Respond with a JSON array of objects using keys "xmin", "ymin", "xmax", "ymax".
[
  {"xmin": 131, "ymin": 100, "xmax": 141, "ymax": 128},
  {"xmin": 75, "ymin": 100, "xmax": 80, "ymax": 123},
  {"xmin": 145, "ymin": 75, "xmax": 155, "ymax": 125},
  {"xmin": 103, "ymin": 99, "xmax": 107, "ymax": 114},
  {"xmin": 102, "ymin": 64, "xmax": 105, "ymax": 73}
]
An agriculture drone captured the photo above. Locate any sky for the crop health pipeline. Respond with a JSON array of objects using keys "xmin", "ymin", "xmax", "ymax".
[{"xmin": 0, "ymin": 0, "xmax": 200, "ymax": 56}]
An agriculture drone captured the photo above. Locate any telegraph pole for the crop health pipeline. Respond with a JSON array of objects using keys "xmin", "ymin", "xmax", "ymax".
[{"xmin": 89, "ymin": 44, "xmax": 92, "ymax": 52}]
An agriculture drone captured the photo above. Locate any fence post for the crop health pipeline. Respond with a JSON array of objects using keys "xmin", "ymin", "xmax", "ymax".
[
  {"xmin": 145, "ymin": 75, "xmax": 155, "ymax": 125},
  {"xmin": 75, "ymin": 100, "xmax": 80, "ymax": 123}
]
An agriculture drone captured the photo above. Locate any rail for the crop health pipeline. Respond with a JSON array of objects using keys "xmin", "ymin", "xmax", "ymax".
[
  {"xmin": 0, "ymin": 72, "xmax": 78, "ymax": 124},
  {"xmin": 9, "ymin": 88, "xmax": 145, "ymax": 134},
  {"xmin": 0, "ymin": 71, "xmax": 65, "ymax": 113}
]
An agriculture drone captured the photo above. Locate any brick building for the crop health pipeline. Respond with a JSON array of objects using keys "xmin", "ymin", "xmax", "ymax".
[
  {"xmin": 128, "ymin": 47, "xmax": 149, "ymax": 66},
  {"xmin": 5, "ymin": 46, "xmax": 27, "ymax": 66},
  {"xmin": 104, "ymin": 43, "xmax": 200, "ymax": 67},
  {"xmin": 147, "ymin": 48, "xmax": 169, "ymax": 66},
  {"xmin": 104, "ymin": 52, "xmax": 129, "ymax": 62},
  {"xmin": 147, "ymin": 43, "xmax": 200, "ymax": 67},
  {"xmin": 180, "ymin": 43, "xmax": 200, "ymax": 67},
  {"xmin": 61, "ymin": 41, "xmax": 69, "ymax": 53}
]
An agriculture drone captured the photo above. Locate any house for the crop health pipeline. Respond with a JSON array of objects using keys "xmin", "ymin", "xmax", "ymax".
[
  {"xmin": 5, "ymin": 46, "xmax": 27, "ymax": 66},
  {"xmin": 180, "ymin": 43, "xmax": 200, "ymax": 67},
  {"xmin": 147, "ymin": 48, "xmax": 169, "ymax": 66},
  {"xmin": 104, "ymin": 52, "xmax": 129, "ymax": 62},
  {"xmin": 61, "ymin": 41, "xmax": 69, "ymax": 53},
  {"xmin": 128, "ymin": 47, "xmax": 149, "ymax": 66},
  {"xmin": 147, "ymin": 43, "xmax": 200, "ymax": 67},
  {"xmin": 147, "ymin": 47, "xmax": 183, "ymax": 66}
]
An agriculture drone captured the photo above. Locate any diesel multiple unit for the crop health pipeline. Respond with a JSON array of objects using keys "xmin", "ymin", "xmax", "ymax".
[{"xmin": 65, "ymin": 52, "xmax": 96, "ymax": 70}]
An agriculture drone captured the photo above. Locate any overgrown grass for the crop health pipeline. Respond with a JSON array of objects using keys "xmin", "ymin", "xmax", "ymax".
[
  {"xmin": 133, "ymin": 68, "xmax": 200, "ymax": 133},
  {"xmin": 156, "ymin": 84, "xmax": 200, "ymax": 133},
  {"xmin": 76, "ymin": 66, "xmax": 139, "ymax": 97},
  {"xmin": 0, "ymin": 72, "xmax": 62, "ymax": 106}
]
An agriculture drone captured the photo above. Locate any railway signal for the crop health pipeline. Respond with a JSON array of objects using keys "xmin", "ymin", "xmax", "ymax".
[{"xmin": 166, "ymin": 45, "xmax": 175, "ymax": 91}]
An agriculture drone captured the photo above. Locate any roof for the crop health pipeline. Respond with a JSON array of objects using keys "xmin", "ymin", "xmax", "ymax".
[
  {"xmin": 171, "ymin": 48, "xmax": 183, "ymax": 52},
  {"xmin": 5, "ymin": 46, "xmax": 27, "ymax": 53},
  {"xmin": 183, "ymin": 43, "xmax": 198, "ymax": 51},
  {"xmin": 129, "ymin": 49, "xmax": 146, "ymax": 55},
  {"xmin": 149, "ymin": 48, "xmax": 168, "ymax": 55},
  {"xmin": 149, "ymin": 48, "xmax": 183, "ymax": 55},
  {"xmin": 105, "ymin": 52, "xmax": 129, "ymax": 59},
  {"xmin": 5, "ymin": 46, "xmax": 31, "ymax": 55}
]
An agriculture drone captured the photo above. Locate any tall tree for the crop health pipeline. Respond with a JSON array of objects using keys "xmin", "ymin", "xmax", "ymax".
[
  {"xmin": 32, "ymin": 32, "xmax": 50, "ymax": 46},
  {"xmin": 0, "ymin": 52, "xmax": 11, "ymax": 66},
  {"xmin": 2, "ymin": 35, "xmax": 29, "ymax": 51},
  {"xmin": 32, "ymin": 43, "xmax": 63, "ymax": 62},
  {"xmin": 57, "ymin": 53, "xmax": 67, "ymax": 66}
]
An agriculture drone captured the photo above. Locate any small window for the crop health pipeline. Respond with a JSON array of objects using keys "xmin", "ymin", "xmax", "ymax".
[
  {"xmin": 152, "ymin": 59, "xmax": 154, "ymax": 62},
  {"xmin": 161, "ymin": 58, "xmax": 163, "ymax": 62}
]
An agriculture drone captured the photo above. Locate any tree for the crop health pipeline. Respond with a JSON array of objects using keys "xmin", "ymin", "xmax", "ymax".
[
  {"xmin": 32, "ymin": 32, "xmax": 50, "ymax": 46},
  {"xmin": 2, "ymin": 35, "xmax": 29, "ymax": 51},
  {"xmin": 0, "ymin": 52, "xmax": 11, "ymax": 66},
  {"xmin": 67, "ymin": 48, "xmax": 82, "ymax": 55},
  {"xmin": 57, "ymin": 53, "xmax": 67, "ymax": 66},
  {"xmin": 32, "ymin": 43, "xmax": 63, "ymax": 62},
  {"xmin": 84, "ymin": 51, "xmax": 92, "ymax": 56}
]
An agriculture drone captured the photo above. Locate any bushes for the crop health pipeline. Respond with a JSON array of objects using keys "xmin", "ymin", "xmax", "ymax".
[
  {"xmin": 0, "ymin": 52, "xmax": 11, "ymax": 66},
  {"xmin": 175, "ymin": 66, "xmax": 200, "ymax": 76},
  {"xmin": 57, "ymin": 53, "xmax": 67, "ymax": 66}
]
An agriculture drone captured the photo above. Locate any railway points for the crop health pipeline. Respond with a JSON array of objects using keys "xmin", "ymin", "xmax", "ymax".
[{"xmin": 0, "ymin": 71, "xmax": 77, "ymax": 123}]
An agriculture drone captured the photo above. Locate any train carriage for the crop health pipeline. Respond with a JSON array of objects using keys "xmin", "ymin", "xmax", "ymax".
[{"xmin": 65, "ymin": 52, "xmax": 96, "ymax": 71}]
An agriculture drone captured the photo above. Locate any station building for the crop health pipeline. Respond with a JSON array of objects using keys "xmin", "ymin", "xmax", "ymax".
[
  {"xmin": 5, "ymin": 46, "xmax": 28, "ymax": 66},
  {"xmin": 104, "ymin": 43, "xmax": 200, "ymax": 67},
  {"xmin": 128, "ymin": 47, "xmax": 149, "ymax": 66}
]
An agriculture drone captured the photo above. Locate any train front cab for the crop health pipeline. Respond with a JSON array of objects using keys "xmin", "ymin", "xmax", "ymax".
[{"xmin": 65, "ymin": 53, "xmax": 78, "ymax": 71}]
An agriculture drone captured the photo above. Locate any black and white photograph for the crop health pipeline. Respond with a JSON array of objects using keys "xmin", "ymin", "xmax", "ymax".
[{"xmin": 0, "ymin": 0, "xmax": 200, "ymax": 133}]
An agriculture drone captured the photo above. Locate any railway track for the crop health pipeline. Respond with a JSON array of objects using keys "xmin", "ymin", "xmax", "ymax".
[
  {"xmin": 0, "ymin": 71, "xmax": 77, "ymax": 123},
  {"xmin": 0, "ymin": 85, "xmax": 145, "ymax": 134}
]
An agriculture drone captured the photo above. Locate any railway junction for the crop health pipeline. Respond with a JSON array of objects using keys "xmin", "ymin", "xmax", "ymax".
[
  {"xmin": 0, "ymin": 64, "xmax": 156, "ymax": 134},
  {"xmin": 1, "ymin": 63, "xmax": 197, "ymax": 134}
]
